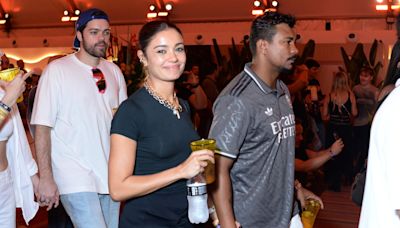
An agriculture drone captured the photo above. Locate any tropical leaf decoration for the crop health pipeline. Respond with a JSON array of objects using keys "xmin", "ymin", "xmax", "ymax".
[
  {"xmin": 340, "ymin": 40, "xmax": 382, "ymax": 86},
  {"xmin": 239, "ymin": 35, "xmax": 252, "ymax": 69},
  {"xmin": 229, "ymin": 38, "xmax": 241, "ymax": 75},
  {"xmin": 295, "ymin": 39, "xmax": 316, "ymax": 65},
  {"xmin": 212, "ymin": 38, "xmax": 223, "ymax": 66}
]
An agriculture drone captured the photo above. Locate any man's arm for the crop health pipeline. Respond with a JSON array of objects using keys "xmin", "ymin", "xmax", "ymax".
[
  {"xmin": 35, "ymin": 125, "xmax": 59, "ymax": 210},
  {"xmin": 209, "ymin": 154, "xmax": 237, "ymax": 228}
]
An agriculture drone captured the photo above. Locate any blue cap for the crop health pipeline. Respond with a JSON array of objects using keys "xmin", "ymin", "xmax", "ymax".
[{"xmin": 73, "ymin": 8, "xmax": 109, "ymax": 49}]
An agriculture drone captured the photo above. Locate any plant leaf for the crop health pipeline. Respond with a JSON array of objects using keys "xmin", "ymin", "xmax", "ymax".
[
  {"xmin": 369, "ymin": 39, "xmax": 378, "ymax": 66},
  {"xmin": 340, "ymin": 47, "xmax": 350, "ymax": 71}
]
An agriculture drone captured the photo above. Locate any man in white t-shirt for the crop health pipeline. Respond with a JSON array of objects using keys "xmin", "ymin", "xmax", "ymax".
[
  {"xmin": 31, "ymin": 8, "xmax": 127, "ymax": 228},
  {"xmin": 358, "ymin": 79, "xmax": 400, "ymax": 228}
]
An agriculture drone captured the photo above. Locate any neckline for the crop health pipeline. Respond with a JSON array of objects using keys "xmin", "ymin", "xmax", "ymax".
[{"xmin": 143, "ymin": 81, "xmax": 182, "ymax": 119}]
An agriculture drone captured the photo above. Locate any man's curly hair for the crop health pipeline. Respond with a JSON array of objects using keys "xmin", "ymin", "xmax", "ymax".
[{"xmin": 249, "ymin": 12, "xmax": 296, "ymax": 56}]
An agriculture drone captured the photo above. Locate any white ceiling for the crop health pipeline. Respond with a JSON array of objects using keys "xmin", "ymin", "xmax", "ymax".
[{"xmin": 0, "ymin": 0, "xmax": 389, "ymax": 29}]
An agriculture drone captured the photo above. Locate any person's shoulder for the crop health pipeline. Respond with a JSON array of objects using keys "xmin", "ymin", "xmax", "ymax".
[
  {"xmin": 46, "ymin": 54, "xmax": 72, "ymax": 68},
  {"xmin": 100, "ymin": 59, "xmax": 122, "ymax": 71},
  {"xmin": 117, "ymin": 89, "xmax": 146, "ymax": 114},
  {"xmin": 221, "ymin": 71, "xmax": 252, "ymax": 98}
]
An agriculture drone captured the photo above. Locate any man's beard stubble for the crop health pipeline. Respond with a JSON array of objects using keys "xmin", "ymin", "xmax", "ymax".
[{"xmin": 82, "ymin": 37, "xmax": 108, "ymax": 58}]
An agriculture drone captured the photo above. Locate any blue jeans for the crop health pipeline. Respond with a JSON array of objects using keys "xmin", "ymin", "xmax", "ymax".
[{"xmin": 60, "ymin": 192, "xmax": 120, "ymax": 228}]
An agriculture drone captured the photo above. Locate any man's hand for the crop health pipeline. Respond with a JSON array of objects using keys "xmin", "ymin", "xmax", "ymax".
[
  {"xmin": 37, "ymin": 176, "xmax": 60, "ymax": 211},
  {"xmin": 295, "ymin": 180, "xmax": 324, "ymax": 210}
]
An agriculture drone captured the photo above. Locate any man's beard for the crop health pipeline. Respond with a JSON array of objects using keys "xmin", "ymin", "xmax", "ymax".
[
  {"xmin": 279, "ymin": 56, "xmax": 297, "ymax": 75},
  {"xmin": 279, "ymin": 66, "xmax": 295, "ymax": 75},
  {"xmin": 82, "ymin": 37, "xmax": 108, "ymax": 58}
]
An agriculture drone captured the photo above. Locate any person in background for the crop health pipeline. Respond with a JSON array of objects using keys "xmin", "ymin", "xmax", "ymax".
[
  {"xmin": 16, "ymin": 59, "xmax": 28, "ymax": 73},
  {"xmin": 209, "ymin": 12, "xmax": 322, "ymax": 228},
  {"xmin": 1, "ymin": 54, "xmax": 10, "ymax": 70},
  {"xmin": 352, "ymin": 66, "xmax": 378, "ymax": 174},
  {"xmin": 304, "ymin": 58, "xmax": 326, "ymax": 150},
  {"xmin": 31, "ymin": 8, "xmax": 127, "ymax": 228},
  {"xmin": 295, "ymin": 120, "xmax": 343, "ymax": 195},
  {"xmin": 26, "ymin": 67, "xmax": 42, "ymax": 138},
  {"xmin": 198, "ymin": 62, "xmax": 220, "ymax": 138},
  {"xmin": 322, "ymin": 71, "xmax": 357, "ymax": 192},
  {"xmin": 108, "ymin": 20, "xmax": 214, "ymax": 227},
  {"xmin": 176, "ymin": 71, "xmax": 208, "ymax": 129},
  {"xmin": 191, "ymin": 64, "xmax": 200, "ymax": 77}
]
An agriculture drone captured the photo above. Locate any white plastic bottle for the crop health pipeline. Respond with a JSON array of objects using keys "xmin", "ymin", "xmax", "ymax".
[{"xmin": 187, "ymin": 181, "xmax": 209, "ymax": 224}]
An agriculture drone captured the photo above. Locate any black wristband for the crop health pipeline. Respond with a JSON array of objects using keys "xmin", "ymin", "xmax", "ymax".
[{"xmin": 0, "ymin": 101, "xmax": 11, "ymax": 112}]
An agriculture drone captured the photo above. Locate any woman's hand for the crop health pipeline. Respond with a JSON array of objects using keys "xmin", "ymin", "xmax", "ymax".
[
  {"xmin": 331, "ymin": 138, "xmax": 344, "ymax": 156},
  {"xmin": 296, "ymin": 184, "xmax": 324, "ymax": 210},
  {"xmin": 178, "ymin": 149, "xmax": 214, "ymax": 179},
  {"xmin": 0, "ymin": 71, "xmax": 31, "ymax": 107}
]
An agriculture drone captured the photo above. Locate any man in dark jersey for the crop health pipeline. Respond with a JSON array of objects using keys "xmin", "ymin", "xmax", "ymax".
[{"xmin": 209, "ymin": 12, "xmax": 322, "ymax": 228}]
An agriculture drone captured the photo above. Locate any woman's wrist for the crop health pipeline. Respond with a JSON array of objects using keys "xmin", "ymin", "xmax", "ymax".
[
  {"xmin": 328, "ymin": 147, "xmax": 335, "ymax": 157},
  {"xmin": 294, "ymin": 180, "xmax": 302, "ymax": 191},
  {"xmin": 0, "ymin": 100, "xmax": 11, "ymax": 112}
]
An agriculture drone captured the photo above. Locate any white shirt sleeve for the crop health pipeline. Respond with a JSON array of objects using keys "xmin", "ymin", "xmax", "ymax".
[{"xmin": 30, "ymin": 63, "xmax": 61, "ymax": 128}]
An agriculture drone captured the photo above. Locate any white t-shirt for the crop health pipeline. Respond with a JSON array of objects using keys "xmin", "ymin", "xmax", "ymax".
[
  {"xmin": 31, "ymin": 54, "xmax": 127, "ymax": 194},
  {"xmin": 359, "ymin": 80, "xmax": 400, "ymax": 227}
]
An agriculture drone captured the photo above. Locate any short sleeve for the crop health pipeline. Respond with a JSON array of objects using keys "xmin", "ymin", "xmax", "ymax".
[
  {"xmin": 209, "ymin": 95, "xmax": 251, "ymax": 159},
  {"xmin": 114, "ymin": 67, "xmax": 128, "ymax": 103},
  {"xmin": 30, "ymin": 63, "xmax": 61, "ymax": 127},
  {"xmin": 111, "ymin": 99, "xmax": 140, "ymax": 141}
]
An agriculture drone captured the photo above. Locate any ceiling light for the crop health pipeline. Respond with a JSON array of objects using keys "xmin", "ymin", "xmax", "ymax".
[
  {"xmin": 254, "ymin": 0, "xmax": 261, "ymax": 7},
  {"xmin": 147, "ymin": 12, "xmax": 157, "ymax": 18},
  {"xmin": 272, "ymin": 1, "xmax": 279, "ymax": 7},
  {"xmin": 61, "ymin": 9, "xmax": 81, "ymax": 22},
  {"xmin": 147, "ymin": 2, "xmax": 173, "ymax": 19},
  {"xmin": 165, "ymin": 3, "xmax": 173, "ymax": 11},
  {"xmin": 252, "ymin": 9, "xmax": 264, "ymax": 15},
  {"xmin": 158, "ymin": 11, "xmax": 168, "ymax": 17}
]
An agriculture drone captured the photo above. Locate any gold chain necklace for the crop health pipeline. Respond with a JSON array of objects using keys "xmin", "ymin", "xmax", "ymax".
[{"xmin": 144, "ymin": 81, "xmax": 183, "ymax": 119}]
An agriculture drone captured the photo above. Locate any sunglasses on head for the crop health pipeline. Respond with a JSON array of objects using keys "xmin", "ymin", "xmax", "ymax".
[{"xmin": 92, "ymin": 68, "xmax": 106, "ymax": 93}]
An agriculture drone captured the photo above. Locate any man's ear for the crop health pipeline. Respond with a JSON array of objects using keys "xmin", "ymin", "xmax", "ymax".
[
  {"xmin": 257, "ymin": 39, "xmax": 269, "ymax": 55},
  {"xmin": 77, "ymin": 31, "xmax": 83, "ymax": 43}
]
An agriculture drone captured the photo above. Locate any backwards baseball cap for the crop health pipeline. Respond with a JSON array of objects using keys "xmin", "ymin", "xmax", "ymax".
[{"xmin": 73, "ymin": 8, "xmax": 109, "ymax": 49}]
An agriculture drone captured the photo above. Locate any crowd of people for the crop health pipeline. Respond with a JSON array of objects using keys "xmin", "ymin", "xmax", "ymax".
[{"xmin": 0, "ymin": 6, "xmax": 399, "ymax": 228}]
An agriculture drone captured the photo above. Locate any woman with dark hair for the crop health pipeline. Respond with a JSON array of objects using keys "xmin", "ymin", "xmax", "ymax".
[
  {"xmin": 108, "ymin": 21, "xmax": 214, "ymax": 227},
  {"xmin": 322, "ymin": 71, "xmax": 358, "ymax": 192}
]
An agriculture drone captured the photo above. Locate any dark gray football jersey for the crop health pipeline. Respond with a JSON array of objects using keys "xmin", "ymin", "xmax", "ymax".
[{"xmin": 209, "ymin": 63, "xmax": 297, "ymax": 228}]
